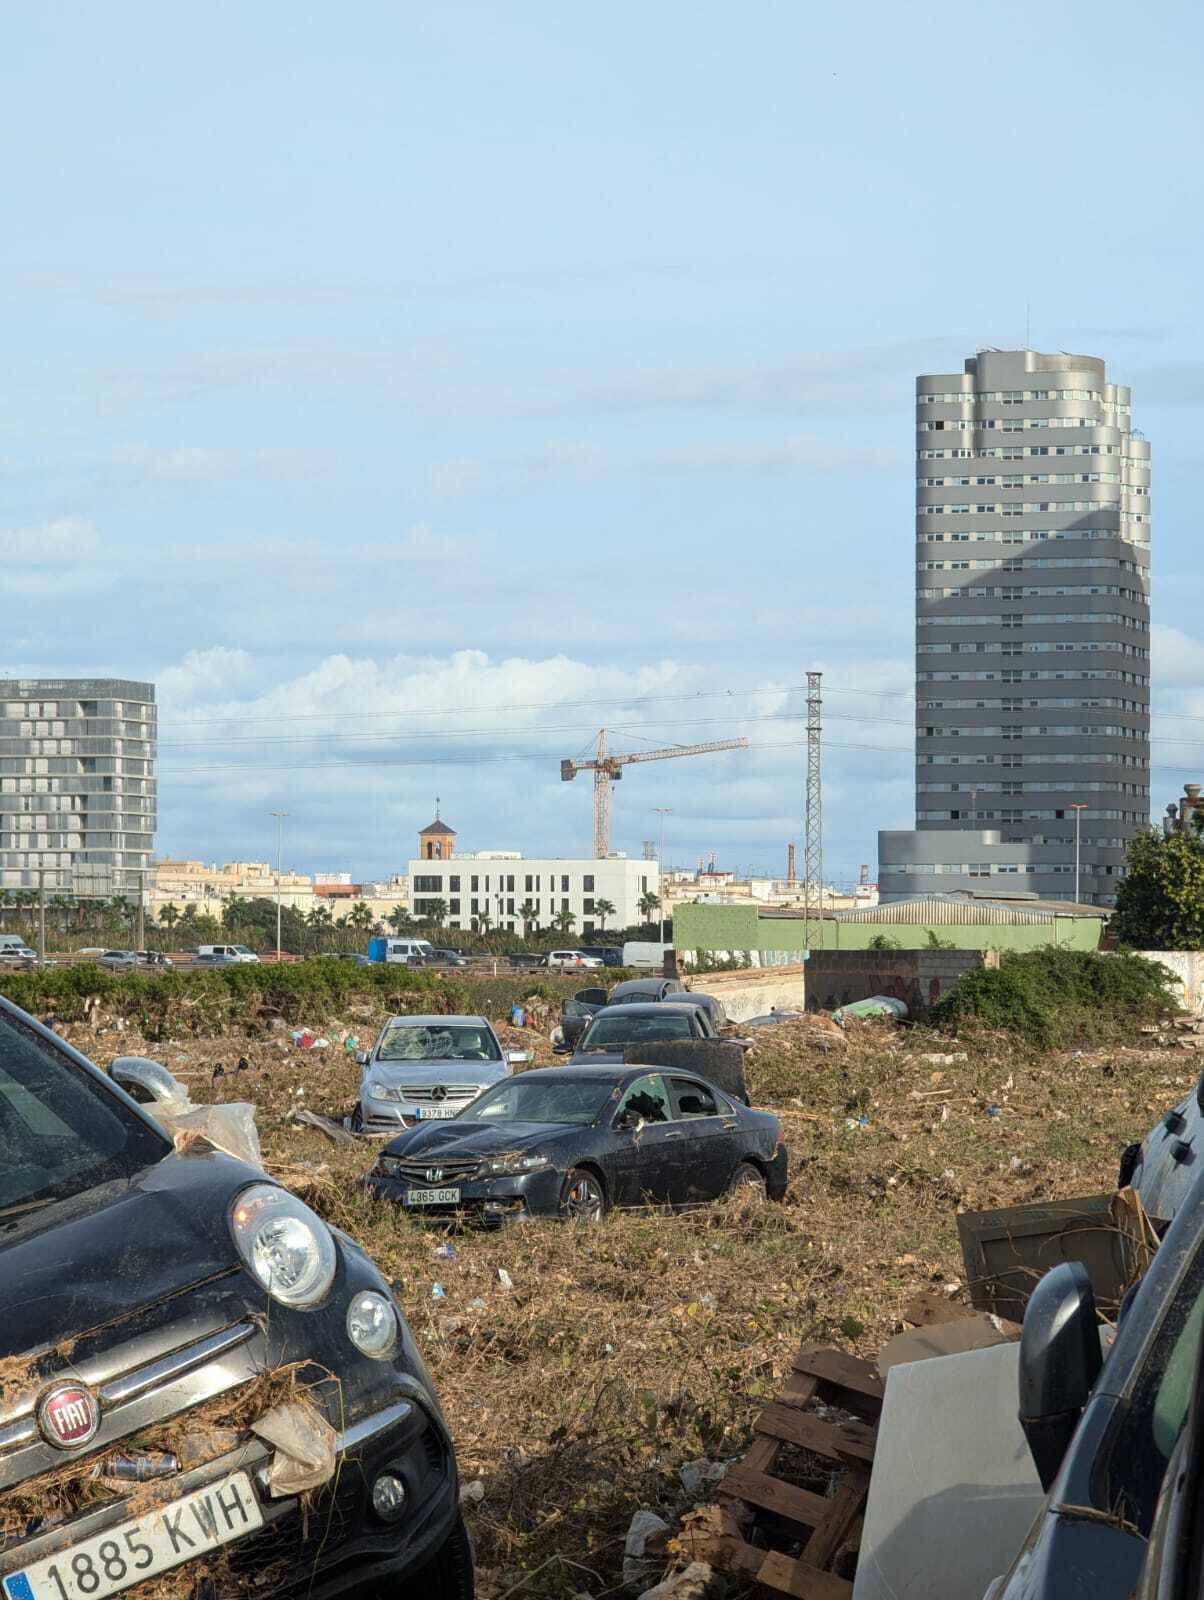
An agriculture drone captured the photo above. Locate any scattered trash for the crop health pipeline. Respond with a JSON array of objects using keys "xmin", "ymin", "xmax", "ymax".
[
  {"xmin": 510, "ymin": 1004, "xmax": 526, "ymax": 1027},
  {"xmin": 986, "ymin": 1104, "xmax": 1002, "ymax": 1117},
  {"xmin": 845, "ymin": 1114, "xmax": 871, "ymax": 1130},
  {"xmin": 251, "ymin": 1400, "xmax": 337, "ymax": 1496},
  {"xmin": 496, "ymin": 1267, "xmax": 514, "ymax": 1291},
  {"xmin": 919, "ymin": 1052, "xmax": 967, "ymax": 1065},
  {"xmin": 459, "ymin": 1478, "xmax": 486, "ymax": 1506},
  {"xmin": 311, "ymin": 1037, "xmax": 331, "ymax": 1050},
  {"xmin": 103, "ymin": 1452, "xmax": 180, "ymax": 1483},
  {"xmin": 678, "ymin": 1458, "xmax": 730, "ymax": 1498},
  {"xmin": 343, "ymin": 1034, "xmax": 360, "ymax": 1054},
  {"xmin": 157, "ymin": 1096, "xmax": 263, "ymax": 1169},
  {"xmin": 623, "ymin": 1509, "xmax": 671, "ymax": 1588},
  {"xmin": 637, "ymin": 1563, "xmax": 725, "ymax": 1600},
  {"xmin": 290, "ymin": 1109, "xmax": 358, "ymax": 1146},
  {"xmin": 291, "ymin": 1029, "xmax": 314, "ymax": 1048},
  {"xmin": 432, "ymin": 1283, "xmax": 447, "ymax": 1299},
  {"xmin": 433, "ymin": 1242, "xmax": 457, "ymax": 1260},
  {"xmin": 833, "ymin": 996, "xmax": 909, "ymax": 1026},
  {"xmin": 468, "ymin": 1297, "xmax": 487, "ymax": 1310}
]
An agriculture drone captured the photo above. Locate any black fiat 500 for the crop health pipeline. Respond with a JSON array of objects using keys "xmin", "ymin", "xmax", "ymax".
[{"xmin": 0, "ymin": 996, "xmax": 472, "ymax": 1600}]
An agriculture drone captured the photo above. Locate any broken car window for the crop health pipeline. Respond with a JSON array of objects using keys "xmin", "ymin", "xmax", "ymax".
[
  {"xmin": 377, "ymin": 1024, "xmax": 501, "ymax": 1063},
  {"xmin": 579, "ymin": 1012, "xmax": 693, "ymax": 1050},
  {"xmin": 463, "ymin": 1077, "xmax": 615, "ymax": 1125},
  {"xmin": 615, "ymin": 1074, "xmax": 671, "ymax": 1124},
  {"xmin": 668, "ymin": 1079, "xmax": 719, "ymax": 1119}
]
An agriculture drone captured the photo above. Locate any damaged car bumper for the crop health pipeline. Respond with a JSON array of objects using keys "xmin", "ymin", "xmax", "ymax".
[{"xmin": 366, "ymin": 1162, "xmax": 566, "ymax": 1226}]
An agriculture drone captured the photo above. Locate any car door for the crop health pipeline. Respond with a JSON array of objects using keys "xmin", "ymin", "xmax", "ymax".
[
  {"xmin": 665, "ymin": 1076, "xmax": 742, "ymax": 1203},
  {"xmin": 607, "ymin": 1074, "xmax": 683, "ymax": 1207}
]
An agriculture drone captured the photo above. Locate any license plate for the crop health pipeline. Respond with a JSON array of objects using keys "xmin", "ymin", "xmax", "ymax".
[
  {"xmin": 405, "ymin": 1187, "xmax": 460, "ymax": 1205},
  {"xmin": 415, "ymin": 1105, "xmax": 459, "ymax": 1120},
  {"xmin": 3, "ymin": 1470, "xmax": 263, "ymax": 1600}
]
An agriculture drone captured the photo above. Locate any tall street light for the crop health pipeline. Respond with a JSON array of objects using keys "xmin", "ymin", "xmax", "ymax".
[
  {"xmin": 1069, "ymin": 803, "xmax": 1088, "ymax": 905},
  {"xmin": 654, "ymin": 807, "xmax": 672, "ymax": 945},
  {"xmin": 270, "ymin": 811, "xmax": 289, "ymax": 960}
]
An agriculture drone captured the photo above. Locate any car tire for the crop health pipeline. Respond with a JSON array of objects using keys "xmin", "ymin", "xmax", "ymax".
[
  {"xmin": 559, "ymin": 1167, "xmax": 608, "ymax": 1222},
  {"xmin": 621, "ymin": 1040, "xmax": 749, "ymax": 1105},
  {"xmin": 727, "ymin": 1161, "xmax": 767, "ymax": 1198},
  {"xmin": 349, "ymin": 1103, "xmax": 364, "ymax": 1135},
  {"xmin": 388, "ymin": 1512, "xmax": 474, "ymax": 1598}
]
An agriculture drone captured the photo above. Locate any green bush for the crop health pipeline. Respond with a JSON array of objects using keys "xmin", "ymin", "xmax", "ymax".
[
  {"xmin": 0, "ymin": 959, "xmax": 581, "ymax": 1038},
  {"xmin": 928, "ymin": 946, "xmax": 1177, "ymax": 1048}
]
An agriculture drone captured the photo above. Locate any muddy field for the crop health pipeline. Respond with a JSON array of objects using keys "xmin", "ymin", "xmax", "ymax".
[{"xmin": 57, "ymin": 1002, "xmax": 1197, "ymax": 1599}]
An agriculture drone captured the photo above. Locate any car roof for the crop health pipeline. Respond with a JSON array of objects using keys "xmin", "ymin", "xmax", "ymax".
[
  {"xmin": 511, "ymin": 1064, "xmax": 708, "ymax": 1087},
  {"xmin": 660, "ymin": 992, "xmax": 711, "ymax": 1004},
  {"xmin": 588, "ymin": 1003, "xmax": 679, "ymax": 1018},
  {"xmin": 382, "ymin": 1013, "xmax": 492, "ymax": 1028}
]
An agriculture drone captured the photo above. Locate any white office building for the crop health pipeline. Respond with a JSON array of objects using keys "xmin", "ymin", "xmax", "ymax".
[{"xmin": 406, "ymin": 817, "xmax": 658, "ymax": 934}]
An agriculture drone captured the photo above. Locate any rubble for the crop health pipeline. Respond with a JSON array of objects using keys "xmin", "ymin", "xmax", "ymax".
[
  {"xmin": 637, "ymin": 1563, "xmax": 725, "ymax": 1600},
  {"xmin": 624, "ymin": 1509, "xmax": 672, "ymax": 1588}
]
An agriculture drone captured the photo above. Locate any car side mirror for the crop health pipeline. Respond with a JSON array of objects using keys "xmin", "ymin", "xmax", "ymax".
[
  {"xmin": 355, "ymin": 1050, "xmax": 370, "ymax": 1067},
  {"xmin": 1018, "ymin": 1260, "xmax": 1102, "ymax": 1490},
  {"xmin": 561, "ymin": 1017, "xmax": 588, "ymax": 1048},
  {"xmin": 507, "ymin": 1050, "xmax": 533, "ymax": 1065},
  {"xmin": 110, "ymin": 1056, "xmax": 186, "ymax": 1108},
  {"xmin": 553, "ymin": 1041, "xmax": 571, "ymax": 1055}
]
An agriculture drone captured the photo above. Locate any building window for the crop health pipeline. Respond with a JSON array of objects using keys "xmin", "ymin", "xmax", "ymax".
[
  {"xmin": 561, "ymin": 875, "xmax": 569, "ymax": 892},
  {"xmin": 449, "ymin": 899, "xmax": 461, "ymax": 914},
  {"xmin": 525, "ymin": 874, "xmax": 533, "ymax": 892},
  {"xmin": 583, "ymin": 898, "xmax": 594, "ymax": 914},
  {"xmin": 471, "ymin": 876, "xmax": 479, "ymax": 892},
  {"xmin": 414, "ymin": 875, "xmax": 443, "ymax": 893},
  {"xmin": 449, "ymin": 875, "xmax": 460, "ymax": 891},
  {"xmin": 507, "ymin": 874, "xmax": 515, "ymax": 892},
  {"xmin": 471, "ymin": 898, "xmax": 479, "ymax": 914},
  {"xmin": 583, "ymin": 874, "xmax": 594, "ymax": 892}
]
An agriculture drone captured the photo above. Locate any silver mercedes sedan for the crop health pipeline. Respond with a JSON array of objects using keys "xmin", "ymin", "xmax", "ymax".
[{"xmin": 354, "ymin": 1013, "xmax": 532, "ymax": 1135}]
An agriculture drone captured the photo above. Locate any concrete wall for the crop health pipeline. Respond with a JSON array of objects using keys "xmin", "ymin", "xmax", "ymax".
[
  {"xmin": 673, "ymin": 901, "xmax": 1102, "ymax": 958},
  {"xmin": 805, "ymin": 950, "xmax": 992, "ymax": 1017},
  {"xmin": 686, "ymin": 964, "xmax": 807, "ymax": 1023},
  {"xmin": 1139, "ymin": 951, "xmax": 1204, "ymax": 1016}
]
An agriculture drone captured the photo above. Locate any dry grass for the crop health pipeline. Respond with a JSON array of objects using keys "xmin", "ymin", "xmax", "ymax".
[{"xmin": 56, "ymin": 1010, "xmax": 1202, "ymax": 1597}]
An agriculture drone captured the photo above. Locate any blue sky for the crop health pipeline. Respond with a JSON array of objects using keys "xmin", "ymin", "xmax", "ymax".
[{"xmin": 4, "ymin": 0, "xmax": 1204, "ymax": 882}]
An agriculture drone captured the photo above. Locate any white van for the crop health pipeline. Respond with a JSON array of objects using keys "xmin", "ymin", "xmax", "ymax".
[
  {"xmin": 196, "ymin": 944, "xmax": 260, "ymax": 963},
  {"xmin": 0, "ymin": 935, "xmax": 37, "ymax": 962},
  {"xmin": 621, "ymin": 940, "xmax": 672, "ymax": 971},
  {"xmin": 376, "ymin": 938, "xmax": 436, "ymax": 965}
]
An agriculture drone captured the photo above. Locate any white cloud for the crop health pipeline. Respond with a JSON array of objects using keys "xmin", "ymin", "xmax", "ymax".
[
  {"xmin": 159, "ymin": 647, "xmax": 256, "ymax": 706},
  {"xmin": 0, "ymin": 519, "xmax": 110, "ymax": 598},
  {"xmin": 1153, "ymin": 624, "xmax": 1202, "ymax": 688},
  {"xmin": 107, "ymin": 444, "xmax": 322, "ymax": 484},
  {"xmin": 3, "ymin": 517, "xmax": 99, "ymax": 561}
]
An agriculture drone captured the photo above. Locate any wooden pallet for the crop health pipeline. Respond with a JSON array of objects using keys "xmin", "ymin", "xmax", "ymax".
[{"xmin": 710, "ymin": 1344, "xmax": 885, "ymax": 1599}]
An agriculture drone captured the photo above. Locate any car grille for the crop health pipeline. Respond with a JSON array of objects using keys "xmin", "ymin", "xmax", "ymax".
[
  {"xmin": 391, "ymin": 1156, "xmax": 483, "ymax": 1182},
  {"xmin": 399, "ymin": 1084, "xmax": 483, "ymax": 1104}
]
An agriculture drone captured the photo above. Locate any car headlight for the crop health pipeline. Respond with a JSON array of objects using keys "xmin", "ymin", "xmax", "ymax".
[
  {"xmin": 230, "ymin": 1184, "xmax": 338, "ymax": 1308},
  {"xmin": 376, "ymin": 1154, "xmax": 403, "ymax": 1177},
  {"xmin": 347, "ymin": 1290, "xmax": 398, "ymax": 1359},
  {"xmin": 482, "ymin": 1152, "xmax": 552, "ymax": 1177},
  {"xmin": 366, "ymin": 1079, "xmax": 406, "ymax": 1103}
]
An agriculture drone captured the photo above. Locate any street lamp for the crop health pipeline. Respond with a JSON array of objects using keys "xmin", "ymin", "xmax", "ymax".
[
  {"xmin": 654, "ymin": 807, "xmax": 672, "ymax": 945},
  {"xmin": 270, "ymin": 811, "xmax": 289, "ymax": 960},
  {"xmin": 1069, "ymin": 804, "xmax": 1088, "ymax": 905}
]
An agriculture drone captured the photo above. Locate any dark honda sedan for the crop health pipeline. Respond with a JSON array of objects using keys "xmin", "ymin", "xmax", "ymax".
[
  {"xmin": 0, "ymin": 997, "xmax": 471, "ymax": 1600},
  {"xmin": 367, "ymin": 1065, "xmax": 787, "ymax": 1224}
]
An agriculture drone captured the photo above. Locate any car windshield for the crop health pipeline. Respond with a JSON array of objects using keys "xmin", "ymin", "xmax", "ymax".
[
  {"xmin": 377, "ymin": 1023, "xmax": 501, "ymax": 1062},
  {"xmin": 0, "ymin": 1011, "xmax": 168, "ymax": 1216},
  {"xmin": 461, "ymin": 1077, "xmax": 615, "ymax": 1125},
  {"xmin": 580, "ymin": 1012, "xmax": 694, "ymax": 1049}
]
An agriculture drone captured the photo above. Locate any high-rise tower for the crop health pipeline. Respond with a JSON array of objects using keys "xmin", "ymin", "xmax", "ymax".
[{"xmin": 879, "ymin": 349, "xmax": 1151, "ymax": 904}]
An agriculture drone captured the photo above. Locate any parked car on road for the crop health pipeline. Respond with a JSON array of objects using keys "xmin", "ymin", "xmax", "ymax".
[
  {"xmin": 135, "ymin": 949, "xmax": 172, "ymax": 969},
  {"xmin": 0, "ymin": 996, "xmax": 472, "ymax": 1600},
  {"xmin": 0, "ymin": 936, "xmax": 38, "ymax": 964},
  {"xmin": 191, "ymin": 952, "xmax": 244, "ymax": 968},
  {"xmin": 367, "ymin": 937, "xmax": 437, "ymax": 966},
  {"xmin": 577, "ymin": 946, "xmax": 625, "ymax": 969},
  {"xmin": 367, "ymin": 1064, "xmax": 786, "ymax": 1225},
  {"xmin": 560, "ymin": 1002, "xmax": 716, "ymax": 1065},
  {"xmin": 544, "ymin": 950, "xmax": 602, "ymax": 970},
  {"xmin": 354, "ymin": 1015, "xmax": 531, "ymax": 1135},
  {"xmin": 428, "ymin": 948, "xmax": 470, "ymax": 968},
  {"xmin": 99, "ymin": 949, "xmax": 140, "ymax": 968},
  {"xmin": 196, "ymin": 943, "xmax": 259, "ymax": 964}
]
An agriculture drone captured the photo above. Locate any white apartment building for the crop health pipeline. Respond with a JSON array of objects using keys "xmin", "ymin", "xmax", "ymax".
[{"xmin": 406, "ymin": 850, "xmax": 659, "ymax": 935}]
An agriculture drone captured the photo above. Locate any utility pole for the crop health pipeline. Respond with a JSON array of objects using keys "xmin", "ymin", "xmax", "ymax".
[
  {"xmin": 37, "ymin": 868, "xmax": 46, "ymax": 967},
  {"xmin": 654, "ymin": 807, "xmax": 672, "ymax": 945},
  {"xmin": 1070, "ymin": 803, "xmax": 1087, "ymax": 904},
  {"xmin": 271, "ymin": 811, "xmax": 289, "ymax": 960},
  {"xmin": 803, "ymin": 672, "xmax": 824, "ymax": 950}
]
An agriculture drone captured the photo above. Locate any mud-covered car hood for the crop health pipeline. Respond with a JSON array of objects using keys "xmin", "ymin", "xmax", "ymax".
[
  {"xmin": 383, "ymin": 1120, "xmax": 579, "ymax": 1159},
  {"xmin": 368, "ymin": 1058, "xmax": 508, "ymax": 1088},
  {"xmin": 0, "ymin": 1149, "xmax": 263, "ymax": 1358}
]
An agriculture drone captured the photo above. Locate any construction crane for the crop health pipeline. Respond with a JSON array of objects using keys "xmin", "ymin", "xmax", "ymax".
[{"xmin": 560, "ymin": 729, "xmax": 750, "ymax": 858}]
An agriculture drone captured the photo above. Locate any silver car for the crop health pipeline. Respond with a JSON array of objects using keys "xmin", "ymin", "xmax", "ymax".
[{"xmin": 354, "ymin": 1013, "xmax": 531, "ymax": 1135}]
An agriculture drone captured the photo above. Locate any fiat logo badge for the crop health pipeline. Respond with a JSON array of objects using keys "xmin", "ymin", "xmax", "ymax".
[{"xmin": 38, "ymin": 1384, "xmax": 101, "ymax": 1450}]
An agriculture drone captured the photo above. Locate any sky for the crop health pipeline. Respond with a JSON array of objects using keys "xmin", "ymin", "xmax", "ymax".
[{"xmin": 4, "ymin": 0, "xmax": 1204, "ymax": 885}]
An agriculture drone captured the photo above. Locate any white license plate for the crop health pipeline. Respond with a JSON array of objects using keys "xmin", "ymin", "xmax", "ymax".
[
  {"xmin": 415, "ymin": 1105, "xmax": 460, "ymax": 1120},
  {"xmin": 3, "ymin": 1470, "xmax": 263, "ymax": 1600},
  {"xmin": 405, "ymin": 1187, "xmax": 461, "ymax": 1205}
]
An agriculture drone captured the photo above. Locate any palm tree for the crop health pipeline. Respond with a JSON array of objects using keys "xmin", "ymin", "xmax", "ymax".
[
  {"xmin": 388, "ymin": 905, "xmax": 413, "ymax": 936},
  {"xmin": 552, "ymin": 907, "xmax": 576, "ymax": 937},
  {"xmin": 159, "ymin": 903, "xmax": 181, "ymax": 931},
  {"xmin": 638, "ymin": 890, "xmax": 661, "ymax": 927},
  {"xmin": 347, "ymin": 901, "xmax": 374, "ymax": 931},
  {"xmin": 475, "ymin": 908, "xmax": 492, "ymax": 934},
  {"xmin": 593, "ymin": 897, "xmax": 616, "ymax": 932},
  {"xmin": 420, "ymin": 898, "xmax": 448, "ymax": 928},
  {"xmin": 223, "ymin": 895, "xmax": 251, "ymax": 932},
  {"xmin": 518, "ymin": 899, "xmax": 539, "ymax": 936}
]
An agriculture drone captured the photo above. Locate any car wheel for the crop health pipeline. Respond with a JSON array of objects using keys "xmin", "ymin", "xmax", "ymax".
[
  {"xmin": 559, "ymin": 1167, "xmax": 607, "ymax": 1222},
  {"xmin": 727, "ymin": 1161, "xmax": 767, "ymax": 1198},
  {"xmin": 349, "ymin": 1103, "xmax": 364, "ymax": 1135},
  {"xmin": 379, "ymin": 1512, "xmax": 474, "ymax": 1598}
]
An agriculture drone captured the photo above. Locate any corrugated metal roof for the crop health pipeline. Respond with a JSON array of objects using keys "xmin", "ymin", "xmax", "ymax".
[{"xmin": 832, "ymin": 893, "xmax": 1106, "ymax": 926}]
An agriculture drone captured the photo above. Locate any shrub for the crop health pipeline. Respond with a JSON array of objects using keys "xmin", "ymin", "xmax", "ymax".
[{"xmin": 928, "ymin": 946, "xmax": 1177, "ymax": 1049}]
